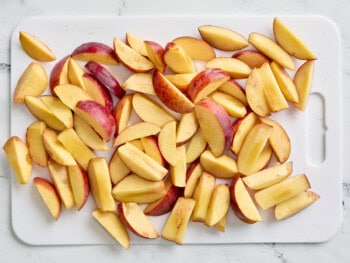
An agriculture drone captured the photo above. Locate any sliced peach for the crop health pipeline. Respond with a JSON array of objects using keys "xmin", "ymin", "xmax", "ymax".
[
  {"xmin": 248, "ymin": 32, "xmax": 295, "ymax": 70},
  {"xmin": 294, "ymin": 60, "xmax": 315, "ymax": 111},
  {"xmin": 205, "ymin": 184, "xmax": 230, "ymax": 227},
  {"xmin": 194, "ymin": 98, "xmax": 233, "ymax": 157},
  {"xmin": 187, "ymin": 68, "xmax": 230, "ymax": 103},
  {"xmin": 33, "ymin": 177, "xmax": 61, "ymax": 220},
  {"xmin": 198, "ymin": 25, "xmax": 249, "ymax": 51},
  {"xmin": 144, "ymin": 40, "xmax": 166, "ymax": 73},
  {"xmin": 169, "ymin": 145, "xmax": 187, "ymax": 187},
  {"xmin": 26, "ymin": 121, "xmax": 48, "ymax": 167},
  {"xmin": 67, "ymin": 57, "xmax": 86, "ymax": 89},
  {"xmin": 158, "ymin": 121, "xmax": 177, "ymax": 166},
  {"xmin": 117, "ymin": 143, "xmax": 168, "ymax": 182},
  {"xmin": 85, "ymin": 61, "xmax": 125, "ymax": 98},
  {"xmin": 273, "ymin": 17, "xmax": 317, "ymax": 60},
  {"xmin": 172, "ymin": 36, "xmax": 216, "ymax": 61},
  {"xmin": 19, "ymin": 31, "xmax": 56, "ymax": 62},
  {"xmin": 112, "ymin": 94, "xmax": 133, "ymax": 136},
  {"xmin": 125, "ymin": 32, "xmax": 148, "ymax": 56},
  {"xmin": 152, "ymin": 69, "xmax": 194, "ymax": 113},
  {"xmin": 121, "ymin": 73, "xmax": 155, "ymax": 95},
  {"xmin": 3, "ymin": 136, "xmax": 32, "ymax": 184},
  {"xmin": 176, "ymin": 111, "xmax": 199, "ymax": 146},
  {"xmin": 49, "ymin": 56, "xmax": 70, "ymax": 94},
  {"xmin": 109, "ymin": 148, "xmax": 130, "ymax": 185},
  {"xmin": 254, "ymin": 174, "xmax": 311, "ymax": 210},
  {"xmin": 186, "ymin": 128, "xmax": 207, "ymax": 163},
  {"xmin": 184, "ymin": 161, "xmax": 203, "ymax": 198},
  {"xmin": 210, "ymin": 91, "xmax": 247, "ymax": 118},
  {"xmin": 164, "ymin": 42, "xmax": 196, "ymax": 73},
  {"xmin": 232, "ymin": 50, "xmax": 269, "ymax": 69},
  {"xmin": 165, "ymin": 73, "xmax": 196, "ymax": 92},
  {"xmin": 140, "ymin": 136, "xmax": 167, "ymax": 167},
  {"xmin": 132, "ymin": 93, "xmax": 175, "ymax": 127},
  {"xmin": 205, "ymin": 57, "xmax": 251, "ymax": 79},
  {"xmin": 112, "ymin": 174, "xmax": 166, "ymax": 204},
  {"xmin": 200, "ymin": 150, "xmax": 238, "ymax": 179},
  {"xmin": 113, "ymin": 37, "xmax": 154, "ymax": 73},
  {"xmin": 54, "ymin": 83, "xmax": 93, "ymax": 110},
  {"xmin": 230, "ymin": 176, "xmax": 262, "ymax": 224},
  {"xmin": 71, "ymin": 41, "xmax": 118, "ymax": 65},
  {"xmin": 14, "ymin": 62, "xmax": 48, "ymax": 103},
  {"xmin": 218, "ymin": 79, "xmax": 247, "ymax": 106},
  {"xmin": 67, "ymin": 164, "xmax": 89, "ymax": 210},
  {"xmin": 113, "ymin": 121, "xmax": 161, "ymax": 148}
]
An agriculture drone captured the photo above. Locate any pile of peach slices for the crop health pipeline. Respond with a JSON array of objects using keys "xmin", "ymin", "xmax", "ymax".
[{"xmin": 4, "ymin": 17, "xmax": 320, "ymax": 248}]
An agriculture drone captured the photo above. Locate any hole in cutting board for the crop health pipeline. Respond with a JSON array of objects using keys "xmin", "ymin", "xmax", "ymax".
[{"xmin": 305, "ymin": 92, "xmax": 327, "ymax": 165}]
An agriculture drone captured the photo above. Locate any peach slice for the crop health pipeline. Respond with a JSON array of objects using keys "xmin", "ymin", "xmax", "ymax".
[
  {"xmin": 125, "ymin": 32, "xmax": 148, "ymax": 56},
  {"xmin": 24, "ymin": 96, "xmax": 66, "ymax": 131},
  {"xmin": 232, "ymin": 50, "xmax": 269, "ymax": 69},
  {"xmin": 54, "ymin": 83, "xmax": 93, "ymax": 110},
  {"xmin": 19, "ymin": 31, "xmax": 56, "ymax": 62},
  {"xmin": 191, "ymin": 172, "xmax": 216, "ymax": 222},
  {"xmin": 42, "ymin": 128, "xmax": 76, "ymax": 166},
  {"xmin": 109, "ymin": 148, "xmax": 130, "ymax": 185},
  {"xmin": 187, "ymin": 68, "xmax": 230, "ymax": 103},
  {"xmin": 75, "ymin": 100, "xmax": 115, "ymax": 142},
  {"xmin": 205, "ymin": 184, "xmax": 230, "ymax": 227},
  {"xmin": 112, "ymin": 94, "xmax": 133, "ymax": 136},
  {"xmin": 49, "ymin": 56, "xmax": 70, "ymax": 94},
  {"xmin": 73, "ymin": 113, "xmax": 108, "ymax": 151},
  {"xmin": 294, "ymin": 60, "xmax": 315, "ymax": 111},
  {"xmin": 117, "ymin": 143, "xmax": 168, "ymax": 182},
  {"xmin": 144, "ymin": 177, "xmax": 183, "ymax": 216},
  {"xmin": 33, "ymin": 177, "xmax": 61, "ymax": 220},
  {"xmin": 210, "ymin": 91, "xmax": 247, "ymax": 118},
  {"xmin": 274, "ymin": 191, "xmax": 320, "ymax": 220},
  {"xmin": 198, "ymin": 25, "xmax": 249, "ymax": 51},
  {"xmin": 40, "ymin": 95, "xmax": 74, "ymax": 129},
  {"xmin": 218, "ymin": 79, "xmax": 247, "ymax": 106},
  {"xmin": 248, "ymin": 32, "xmax": 295, "ymax": 70},
  {"xmin": 57, "ymin": 128, "xmax": 96, "ymax": 170},
  {"xmin": 176, "ymin": 111, "xmax": 199, "ymax": 146},
  {"xmin": 121, "ymin": 73, "xmax": 155, "ymax": 95},
  {"xmin": 82, "ymin": 73, "xmax": 113, "ymax": 112},
  {"xmin": 273, "ymin": 17, "xmax": 317, "ymax": 60},
  {"xmin": 242, "ymin": 161, "xmax": 293, "ymax": 190},
  {"xmin": 67, "ymin": 57, "xmax": 86, "ymax": 89},
  {"xmin": 92, "ymin": 209, "xmax": 130, "ymax": 249},
  {"xmin": 215, "ymin": 212, "xmax": 228, "ymax": 232},
  {"xmin": 169, "ymin": 145, "xmax": 187, "ymax": 187},
  {"xmin": 172, "ymin": 36, "xmax": 216, "ymax": 61},
  {"xmin": 118, "ymin": 202, "xmax": 159, "ymax": 239},
  {"xmin": 259, "ymin": 63, "xmax": 289, "ymax": 113},
  {"xmin": 164, "ymin": 42, "xmax": 196, "ymax": 74},
  {"xmin": 205, "ymin": 57, "xmax": 251, "ymax": 79},
  {"xmin": 231, "ymin": 112, "xmax": 259, "ymax": 155},
  {"xmin": 26, "ymin": 121, "xmax": 48, "ymax": 167},
  {"xmin": 158, "ymin": 121, "xmax": 177, "ymax": 166},
  {"xmin": 140, "ymin": 136, "xmax": 167, "ymax": 167},
  {"xmin": 132, "ymin": 93, "xmax": 175, "ymax": 127},
  {"xmin": 113, "ymin": 121, "xmax": 161, "ymax": 148},
  {"xmin": 144, "ymin": 40, "xmax": 166, "ymax": 73},
  {"xmin": 165, "ymin": 73, "xmax": 196, "ymax": 92},
  {"xmin": 71, "ymin": 41, "xmax": 118, "ymax": 65},
  {"xmin": 112, "ymin": 174, "xmax": 166, "ymax": 204},
  {"xmin": 200, "ymin": 150, "xmax": 238, "ymax": 179},
  {"xmin": 47, "ymin": 159, "xmax": 74, "ymax": 210},
  {"xmin": 245, "ymin": 69, "xmax": 270, "ymax": 117},
  {"xmin": 230, "ymin": 176, "xmax": 262, "ymax": 224},
  {"xmin": 259, "ymin": 117, "xmax": 291, "ymax": 163},
  {"xmin": 14, "ymin": 62, "xmax": 48, "ymax": 103},
  {"xmin": 67, "ymin": 165, "xmax": 89, "ymax": 211},
  {"xmin": 152, "ymin": 69, "xmax": 194, "ymax": 114},
  {"xmin": 269, "ymin": 61, "xmax": 299, "ymax": 103},
  {"xmin": 184, "ymin": 161, "xmax": 203, "ymax": 198},
  {"xmin": 194, "ymin": 98, "xmax": 233, "ymax": 157},
  {"xmin": 186, "ymin": 128, "xmax": 207, "ymax": 163},
  {"xmin": 3, "ymin": 136, "xmax": 32, "ymax": 184},
  {"xmin": 85, "ymin": 61, "xmax": 125, "ymax": 98},
  {"xmin": 161, "ymin": 197, "xmax": 196, "ymax": 244},
  {"xmin": 88, "ymin": 157, "xmax": 116, "ymax": 212},
  {"xmin": 237, "ymin": 123, "xmax": 273, "ymax": 176},
  {"xmin": 254, "ymin": 174, "xmax": 311, "ymax": 210},
  {"xmin": 113, "ymin": 37, "xmax": 154, "ymax": 72}
]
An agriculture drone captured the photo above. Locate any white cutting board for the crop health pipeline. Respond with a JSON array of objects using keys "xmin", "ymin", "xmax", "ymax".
[{"xmin": 10, "ymin": 15, "xmax": 342, "ymax": 245}]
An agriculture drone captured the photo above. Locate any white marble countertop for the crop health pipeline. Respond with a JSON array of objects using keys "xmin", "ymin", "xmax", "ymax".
[{"xmin": 1, "ymin": 0, "xmax": 349, "ymax": 262}]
